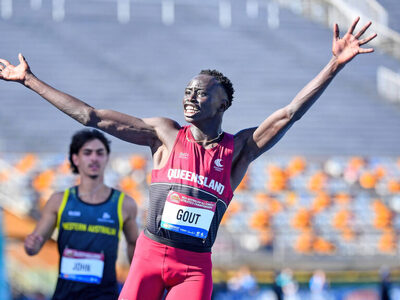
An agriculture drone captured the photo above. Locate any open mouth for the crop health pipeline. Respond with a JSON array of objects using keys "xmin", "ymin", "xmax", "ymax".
[{"xmin": 184, "ymin": 104, "xmax": 200, "ymax": 116}]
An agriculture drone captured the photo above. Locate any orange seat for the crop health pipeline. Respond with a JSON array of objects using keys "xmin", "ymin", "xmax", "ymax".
[
  {"xmin": 372, "ymin": 200, "xmax": 393, "ymax": 229},
  {"xmin": 313, "ymin": 236, "xmax": 336, "ymax": 254},
  {"xmin": 57, "ymin": 158, "xmax": 71, "ymax": 174},
  {"xmin": 250, "ymin": 210, "xmax": 270, "ymax": 230},
  {"xmin": 374, "ymin": 165, "xmax": 386, "ymax": 179},
  {"xmin": 15, "ymin": 153, "xmax": 37, "ymax": 173},
  {"xmin": 291, "ymin": 208, "xmax": 312, "ymax": 230},
  {"xmin": 287, "ymin": 156, "xmax": 306, "ymax": 177},
  {"xmin": 334, "ymin": 192, "xmax": 351, "ymax": 205},
  {"xmin": 332, "ymin": 209, "xmax": 351, "ymax": 229},
  {"xmin": 130, "ymin": 155, "xmax": 147, "ymax": 170},
  {"xmin": 266, "ymin": 165, "xmax": 287, "ymax": 192},
  {"xmin": 378, "ymin": 232, "xmax": 396, "ymax": 254},
  {"xmin": 341, "ymin": 227, "xmax": 356, "ymax": 241},
  {"xmin": 387, "ymin": 179, "xmax": 400, "ymax": 193},
  {"xmin": 294, "ymin": 231, "xmax": 314, "ymax": 253},
  {"xmin": 359, "ymin": 171, "xmax": 377, "ymax": 189},
  {"xmin": 311, "ymin": 192, "xmax": 330, "ymax": 213},
  {"xmin": 307, "ymin": 171, "xmax": 327, "ymax": 192},
  {"xmin": 32, "ymin": 169, "xmax": 55, "ymax": 192},
  {"xmin": 119, "ymin": 177, "xmax": 143, "ymax": 205}
]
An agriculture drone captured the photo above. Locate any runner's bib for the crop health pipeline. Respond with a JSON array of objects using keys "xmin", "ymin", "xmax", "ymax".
[
  {"xmin": 60, "ymin": 248, "xmax": 104, "ymax": 284},
  {"xmin": 161, "ymin": 191, "xmax": 217, "ymax": 238}
]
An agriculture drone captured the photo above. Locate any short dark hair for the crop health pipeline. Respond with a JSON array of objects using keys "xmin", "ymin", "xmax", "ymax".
[
  {"xmin": 69, "ymin": 129, "xmax": 111, "ymax": 174},
  {"xmin": 199, "ymin": 69, "xmax": 234, "ymax": 108}
]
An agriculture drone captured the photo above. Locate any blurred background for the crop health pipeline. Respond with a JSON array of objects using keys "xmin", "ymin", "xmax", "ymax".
[{"xmin": 1, "ymin": 0, "xmax": 400, "ymax": 299}]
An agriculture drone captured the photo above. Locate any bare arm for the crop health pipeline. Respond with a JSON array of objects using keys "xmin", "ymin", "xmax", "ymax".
[
  {"xmin": 122, "ymin": 195, "xmax": 139, "ymax": 263},
  {"xmin": 231, "ymin": 18, "xmax": 377, "ymax": 189},
  {"xmin": 235, "ymin": 17, "xmax": 376, "ymax": 161},
  {"xmin": 0, "ymin": 54, "xmax": 179, "ymax": 151},
  {"xmin": 24, "ymin": 192, "xmax": 63, "ymax": 256}
]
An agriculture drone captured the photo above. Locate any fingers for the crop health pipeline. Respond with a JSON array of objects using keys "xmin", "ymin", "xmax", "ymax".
[
  {"xmin": 0, "ymin": 58, "xmax": 10, "ymax": 67},
  {"xmin": 359, "ymin": 33, "xmax": 377, "ymax": 45},
  {"xmin": 18, "ymin": 53, "xmax": 24, "ymax": 63},
  {"xmin": 359, "ymin": 48, "xmax": 374, "ymax": 54},
  {"xmin": 347, "ymin": 16, "xmax": 360, "ymax": 35},
  {"xmin": 355, "ymin": 21, "xmax": 372, "ymax": 39},
  {"xmin": 333, "ymin": 23, "xmax": 339, "ymax": 40},
  {"xmin": 18, "ymin": 53, "xmax": 27, "ymax": 65}
]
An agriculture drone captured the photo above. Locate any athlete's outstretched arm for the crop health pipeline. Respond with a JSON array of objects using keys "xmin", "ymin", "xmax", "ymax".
[
  {"xmin": 24, "ymin": 192, "xmax": 62, "ymax": 255},
  {"xmin": 237, "ymin": 17, "xmax": 376, "ymax": 162},
  {"xmin": 0, "ymin": 55, "xmax": 179, "ymax": 151}
]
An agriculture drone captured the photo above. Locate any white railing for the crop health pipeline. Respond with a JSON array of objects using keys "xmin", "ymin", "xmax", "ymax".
[
  {"xmin": 274, "ymin": 0, "xmax": 400, "ymax": 61},
  {"xmin": 341, "ymin": 0, "xmax": 388, "ymax": 26},
  {"xmin": 377, "ymin": 66, "xmax": 400, "ymax": 103}
]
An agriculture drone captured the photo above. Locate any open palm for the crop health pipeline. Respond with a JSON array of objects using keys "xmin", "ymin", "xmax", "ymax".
[
  {"xmin": 0, "ymin": 53, "xmax": 30, "ymax": 82},
  {"xmin": 332, "ymin": 17, "xmax": 377, "ymax": 65}
]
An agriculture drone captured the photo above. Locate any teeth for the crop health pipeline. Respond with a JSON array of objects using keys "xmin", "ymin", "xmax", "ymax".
[{"xmin": 184, "ymin": 105, "xmax": 198, "ymax": 114}]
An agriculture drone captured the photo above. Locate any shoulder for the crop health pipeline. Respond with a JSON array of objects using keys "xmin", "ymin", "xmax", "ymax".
[
  {"xmin": 143, "ymin": 117, "xmax": 181, "ymax": 131},
  {"xmin": 145, "ymin": 117, "xmax": 182, "ymax": 152},
  {"xmin": 44, "ymin": 191, "xmax": 67, "ymax": 213},
  {"xmin": 119, "ymin": 193, "xmax": 137, "ymax": 219}
]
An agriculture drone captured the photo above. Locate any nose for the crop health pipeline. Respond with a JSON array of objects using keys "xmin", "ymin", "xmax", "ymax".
[
  {"xmin": 90, "ymin": 153, "xmax": 100, "ymax": 161},
  {"xmin": 188, "ymin": 90, "xmax": 198, "ymax": 102}
]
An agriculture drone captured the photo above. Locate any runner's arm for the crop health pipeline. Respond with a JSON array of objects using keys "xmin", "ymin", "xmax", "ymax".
[
  {"xmin": 0, "ymin": 54, "xmax": 178, "ymax": 150},
  {"xmin": 24, "ymin": 192, "xmax": 62, "ymax": 256},
  {"xmin": 122, "ymin": 196, "xmax": 139, "ymax": 263},
  {"xmin": 236, "ymin": 17, "xmax": 377, "ymax": 162}
]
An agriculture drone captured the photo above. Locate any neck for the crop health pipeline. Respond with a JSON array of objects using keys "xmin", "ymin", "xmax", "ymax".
[
  {"xmin": 188, "ymin": 125, "xmax": 223, "ymax": 145},
  {"xmin": 78, "ymin": 176, "xmax": 108, "ymax": 202}
]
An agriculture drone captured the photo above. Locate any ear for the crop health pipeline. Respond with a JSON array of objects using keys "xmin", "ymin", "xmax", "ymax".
[
  {"xmin": 72, "ymin": 153, "xmax": 80, "ymax": 168},
  {"xmin": 219, "ymin": 99, "xmax": 228, "ymax": 112}
]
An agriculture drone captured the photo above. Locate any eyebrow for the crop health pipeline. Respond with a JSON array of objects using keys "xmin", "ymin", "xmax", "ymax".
[{"xmin": 82, "ymin": 148, "xmax": 106, "ymax": 152}]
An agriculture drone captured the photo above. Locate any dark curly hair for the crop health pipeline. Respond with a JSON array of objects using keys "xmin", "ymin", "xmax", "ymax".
[
  {"xmin": 69, "ymin": 129, "xmax": 111, "ymax": 174},
  {"xmin": 199, "ymin": 69, "xmax": 234, "ymax": 108}
]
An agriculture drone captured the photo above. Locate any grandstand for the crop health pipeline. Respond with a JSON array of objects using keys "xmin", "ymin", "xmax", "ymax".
[{"xmin": 1, "ymin": 0, "xmax": 400, "ymax": 299}]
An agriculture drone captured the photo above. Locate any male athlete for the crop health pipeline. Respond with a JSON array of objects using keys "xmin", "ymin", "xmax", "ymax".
[
  {"xmin": 24, "ymin": 129, "xmax": 139, "ymax": 300},
  {"xmin": 1, "ymin": 18, "xmax": 376, "ymax": 299}
]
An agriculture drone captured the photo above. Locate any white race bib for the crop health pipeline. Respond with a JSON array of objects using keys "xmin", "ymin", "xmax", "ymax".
[
  {"xmin": 161, "ymin": 191, "xmax": 216, "ymax": 239},
  {"xmin": 60, "ymin": 248, "xmax": 104, "ymax": 284}
]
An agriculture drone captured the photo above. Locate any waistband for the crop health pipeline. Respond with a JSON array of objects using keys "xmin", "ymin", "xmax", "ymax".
[{"xmin": 144, "ymin": 228, "xmax": 212, "ymax": 253}]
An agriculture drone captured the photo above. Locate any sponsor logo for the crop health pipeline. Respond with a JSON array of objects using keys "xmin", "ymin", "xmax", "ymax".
[
  {"xmin": 97, "ymin": 212, "xmax": 115, "ymax": 224},
  {"xmin": 170, "ymin": 193, "xmax": 181, "ymax": 203},
  {"xmin": 102, "ymin": 212, "xmax": 111, "ymax": 219},
  {"xmin": 68, "ymin": 211, "xmax": 81, "ymax": 217},
  {"xmin": 214, "ymin": 159, "xmax": 224, "ymax": 172},
  {"xmin": 179, "ymin": 152, "xmax": 189, "ymax": 159}
]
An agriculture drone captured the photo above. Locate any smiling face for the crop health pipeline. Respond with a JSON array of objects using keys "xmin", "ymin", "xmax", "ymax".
[
  {"xmin": 72, "ymin": 139, "xmax": 109, "ymax": 179},
  {"xmin": 183, "ymin": 74, "xmax": 228, "ymax": 123}
]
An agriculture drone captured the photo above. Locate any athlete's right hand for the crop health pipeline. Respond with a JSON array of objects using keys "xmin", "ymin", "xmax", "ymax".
[
  {"xmin": 0, "ymin": 53, "xmax": 30, "ymax": 83},
  {"xmin": 24, "ymin": 233, "xmax": 44, "ymax": 256}
]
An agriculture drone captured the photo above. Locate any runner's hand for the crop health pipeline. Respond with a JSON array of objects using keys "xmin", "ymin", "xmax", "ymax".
[
  {"xmin": 0, "ymin": 53, "xmax": 30, "ymax": 82},
  {"xmin": 332, "ymin": 17, "xmax": 377, "ymax": 65},
  {"xmin": 24, "ymin": 233, "xmax": 44, "ymax": 256}
]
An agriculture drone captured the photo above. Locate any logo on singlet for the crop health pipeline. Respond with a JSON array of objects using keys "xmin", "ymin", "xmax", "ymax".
[
  {"xmin": 179, "ymin": 152, "xmax": 189, "ymax": 159},
  {"xmin": 167, "ymin": 169, "xmax": 225, "ymax": 195},
  {"xmin": 97, "ymin": 212, "xmax": 114, "ymax": 224},
  {"xmin": 68, "ymin": 210, "xmax": 81, "ymax": 217},
  {"xmin": 214, "ymin": 159, "xmax": 224, "ymax": 172}
]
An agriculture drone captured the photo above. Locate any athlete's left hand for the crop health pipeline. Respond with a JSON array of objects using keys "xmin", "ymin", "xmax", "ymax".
[{"xmin": 332, "ymin": 17, "xmax": 377, "ymax": 65}]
